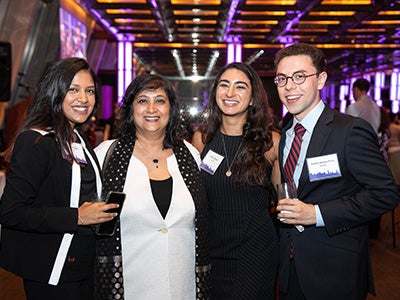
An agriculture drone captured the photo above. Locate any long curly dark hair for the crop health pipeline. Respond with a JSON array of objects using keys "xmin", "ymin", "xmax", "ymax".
[
  {"xmin": 117, "ymin": 73, "xmax": 186, "ymax": 148},
  {"xmin": 5, "ymin": 57, "xmax": 100, "ymax": 164},
  {"xmin": 199, "ymin": 62, "xmax": 274, "ymax": 186}
]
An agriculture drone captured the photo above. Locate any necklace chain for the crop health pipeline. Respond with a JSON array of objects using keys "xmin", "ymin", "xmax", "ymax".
[
  {"xmin": 135, "ymin": 141, "xmax": 163, "ymax": 168},
  {"xmin": 221, "ymin": 133, "xmax": 242, "ymax": 177}
]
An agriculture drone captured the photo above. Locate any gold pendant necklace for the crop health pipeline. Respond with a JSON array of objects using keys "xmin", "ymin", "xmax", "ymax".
[{"xmin": 221, "ymin": 133, "xmax": 242, "ymax": 177}]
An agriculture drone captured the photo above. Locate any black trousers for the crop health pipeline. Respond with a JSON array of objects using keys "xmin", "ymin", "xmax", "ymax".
[
  {"xmin": 279, "ymin": 259, "xmax": 306, "ymax": 300},
  {"xmin": 23, "ymin": 277, "xmax": 94, "ymax": 300}
]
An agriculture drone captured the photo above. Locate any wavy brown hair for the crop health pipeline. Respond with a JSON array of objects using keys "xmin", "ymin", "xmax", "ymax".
[{"xmin": 199, "ymin": 62, "xmax": 274, "ymax": 186}]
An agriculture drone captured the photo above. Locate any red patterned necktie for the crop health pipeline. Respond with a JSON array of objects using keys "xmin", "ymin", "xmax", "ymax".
[{"xmin": 284, "ymin": 123, "xmax": 306, "ymax": 184}]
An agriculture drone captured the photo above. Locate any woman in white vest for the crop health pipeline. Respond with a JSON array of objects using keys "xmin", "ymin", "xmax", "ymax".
[
  {"xmin": 0, "ymin": 57, "xmax": 118, "ymax": 300},
  {"xmin": 94, "ymin": 74, "xmax": 211, "ymax": 299}
]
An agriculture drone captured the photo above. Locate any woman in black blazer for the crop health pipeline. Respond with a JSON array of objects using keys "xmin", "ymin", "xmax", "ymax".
[{"xmin": 0, "ymin": 58, "xmax": 117, "ymax": 300}]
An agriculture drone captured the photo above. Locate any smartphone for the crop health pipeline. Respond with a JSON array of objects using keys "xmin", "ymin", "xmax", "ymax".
[{"xmin": 95, "ymin": 191, "xmax": 126, "ymax": 236}]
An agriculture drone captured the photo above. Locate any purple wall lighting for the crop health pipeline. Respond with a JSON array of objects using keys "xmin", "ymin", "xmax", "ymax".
[
  {"xmin": 102, "ymin": 85, "xmax": 114, "ymax": 119},
  {"xmin": 391, "ymin": 70, "xmax": 399, "ymax": 113},
  {"xmin": 374, "ymin": 72, "xmax": 384, "ymax": 106},
  {"xmin": 227, "ymin": 43, "xmax": 234, "ymax": 64},
  {"xmin": 227, "ymin": 41, "xmax": 242, "ymax": 64},
  {"xmin": 118, "ymin": 41, "xmax": 133, "ymax": 103},
  {"xmin": 339, "ymin": 84, "xmax": 348, "ymax": 113},
  {"xmin": 235, "ymin": 43, "xmax": 242, "ymax": 63}
]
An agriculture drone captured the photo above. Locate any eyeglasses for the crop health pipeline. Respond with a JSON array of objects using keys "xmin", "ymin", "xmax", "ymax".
[{"xmin": 274, "ymin": 71, "xmax": 318, "ymax": 87}]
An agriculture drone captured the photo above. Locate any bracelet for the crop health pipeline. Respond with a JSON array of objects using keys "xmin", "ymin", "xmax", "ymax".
[{"xmin": 78, "ymin": 215, "xmax": 85, "ymax": 225}]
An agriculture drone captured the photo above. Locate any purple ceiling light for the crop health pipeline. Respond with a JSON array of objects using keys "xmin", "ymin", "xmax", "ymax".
[
  {"xmin": 89, "ymin": 8, "xmax": 121, "ymax": 40},
  {"xmin": 223, "ymin": 0, "xmax": 240, "ymax": 42}
]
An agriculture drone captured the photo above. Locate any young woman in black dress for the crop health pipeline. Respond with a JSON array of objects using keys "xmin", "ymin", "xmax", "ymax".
[{"xmin": 192, "ymin": 62, "xmax": 280, "ymax": 299}]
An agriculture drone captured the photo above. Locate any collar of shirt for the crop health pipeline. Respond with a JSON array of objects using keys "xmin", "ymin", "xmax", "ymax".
[
  {"xmin": 284, "ymin": 100, "xmax": 325, "ymax": 187},
  {"xmin": 292, "ymin": 100, "xmax": 325, "ymax": 134}
]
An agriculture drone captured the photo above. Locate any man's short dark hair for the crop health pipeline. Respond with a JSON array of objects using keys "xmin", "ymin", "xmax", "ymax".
[{"xmin": 353, "ymin": 78, "xmax": 370, "ymax": 92}]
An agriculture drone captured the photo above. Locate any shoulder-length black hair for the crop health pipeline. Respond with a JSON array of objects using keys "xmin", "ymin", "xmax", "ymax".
[
  {"xmin": 8, "ymin": 57, "xmax": 100, "ymax": 163},
  {"xmin": 200, "ymin": 62, "xmax": 274, "ymax": 186},
  {"xmin": 117, "ymin": 73, "xmax": 185, "ymax": 148}
]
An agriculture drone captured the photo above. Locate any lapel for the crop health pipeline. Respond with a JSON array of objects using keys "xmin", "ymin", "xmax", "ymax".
[{"xmin": 297, "ymin": 106, "xmax": 334, "ymax": 195}]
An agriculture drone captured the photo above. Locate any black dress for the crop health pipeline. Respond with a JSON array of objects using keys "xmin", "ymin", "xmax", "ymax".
[{"xmin": 201, "ymin": 131, "xmax": 279, "ymax": 300}]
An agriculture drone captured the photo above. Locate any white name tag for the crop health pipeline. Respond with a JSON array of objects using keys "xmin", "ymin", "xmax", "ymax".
[
  {"xmin": 306, "ymin": 153, "xmax": 341, "ymax": 182},
  {"xmin": 200, "ymin": 149, "xmax": 224, "ymax": 175}
]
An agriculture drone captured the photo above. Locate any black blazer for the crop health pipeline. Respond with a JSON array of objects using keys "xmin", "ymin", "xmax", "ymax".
[
  {"xmin": 278, "ymin": 106, "xmax": 399, "ymax": 300},
  {"xmin": 0, "ymin": 130, "xmax": 100, "ymax": 283}
]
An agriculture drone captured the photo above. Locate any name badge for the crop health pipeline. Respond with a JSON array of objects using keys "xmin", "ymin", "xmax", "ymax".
[
  {"xmin": 71, "ymin": 142, "xmax": 87, "ymax": 164},
  {"xmin": 306, "ymin": 153, "xmax": 341, "ymax": 182},
  {"xmin": 200, "ymin": 149, "xmax": 224, "ymax": 175}
]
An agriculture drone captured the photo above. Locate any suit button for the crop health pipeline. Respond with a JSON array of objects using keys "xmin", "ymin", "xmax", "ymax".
[{"xmin": 160, "ymin": 227, "xmax": 168, "ymax": 234}]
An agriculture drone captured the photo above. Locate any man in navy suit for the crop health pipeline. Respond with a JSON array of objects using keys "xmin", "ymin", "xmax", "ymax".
[{"xmin": 274, "ymin": 43, "xmax": 399, "ymax": 300}]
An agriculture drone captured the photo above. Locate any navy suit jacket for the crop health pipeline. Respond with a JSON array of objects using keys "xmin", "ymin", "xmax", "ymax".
[{"xmin": 278, "ymin": 106, "xmax": 399, "ymax": 300}]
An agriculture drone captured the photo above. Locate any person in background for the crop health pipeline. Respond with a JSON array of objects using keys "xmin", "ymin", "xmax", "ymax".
[
  {"xmin": 192, "ymin": 62, "xmax": 280, "ymax": 299},
  {"xmin": 267, "ymin": 104, "xmax": 281, "ymax": 131},
  {"xmin": 94, "ymin": 73, "xmax": 210, "ymax": 299},
  {"xmin": 378, "ymin": 107, "xmax": 391, "ymax": 163},
  {"xmin": 0, "ymin": 57, "xmax": 118, "ymax": 300},
  {"xmin": 274, "ymin": 43, "xmax": 399, "ymax": 300},
  {"xmin": 388, "ymin": 112, "xmax": 400, "ymax": 186},
  {"xmin": 180, "ymin": 108, "xmax": 194, "ymax": 142},
  {"xmin": 368, "ymin": 107, "xmax": 392, "ymax": 239},
  {"xmin": 102, "ymin": 102, "xmax": 121, "ymax": 141},
  {"xmin": 346, "ymin": 78, "xmax": 380, "ymax": 134}
]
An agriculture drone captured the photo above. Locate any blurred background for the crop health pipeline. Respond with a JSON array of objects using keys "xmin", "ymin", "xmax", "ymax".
[{"xmin": 1, "ymin": 0, "xmax": 400, "ymax": 150}]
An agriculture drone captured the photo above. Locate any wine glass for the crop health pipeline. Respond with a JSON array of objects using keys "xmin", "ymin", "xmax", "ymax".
[
  {"xmin": 276, "ymin": 182, "xmax": 304, "ymax": 232},
  {"xmin": 276, "ymin": 182, "xmax": 297, "ymax": 200}
]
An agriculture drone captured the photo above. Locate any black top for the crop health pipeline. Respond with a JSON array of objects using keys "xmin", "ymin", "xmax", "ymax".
[
  {"xmin": 201, "ymin": 131, "xmax": 279, "ymax": 299},
  {"xmin": 150, "ymin": 177, "xmax": 173, "ymax": 219},
  {"xmin": 65, "ymin": 145, "xmax": 97, "ymax": 281}
]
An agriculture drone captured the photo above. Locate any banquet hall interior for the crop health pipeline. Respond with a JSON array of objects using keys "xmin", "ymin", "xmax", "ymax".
[{"xmin": 0, "ymin": 0, "xmax": 399, "ymax": 299}]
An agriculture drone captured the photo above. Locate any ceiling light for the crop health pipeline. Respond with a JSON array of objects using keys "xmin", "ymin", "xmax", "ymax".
[
  {"xmin": 308, "ymin": 11, "xmax": 355, "ymax": 16},
  {"xmin": 245, "ymin": 0, "xmax": 296, "ymax": 4},
  {"xmin": 236, "ymin": 20, "xmax": 278, "ymax": 25},
  {"xmin": 240, "ymin": 11, "xmax": 286, "ymax": 16},
  {"xmin": 189, "ymin": 106, "xmax": 199, "ymax": 116},
  {"xmin": 321, "ymin": 0, "xmax": 371, "ymax": 4}
]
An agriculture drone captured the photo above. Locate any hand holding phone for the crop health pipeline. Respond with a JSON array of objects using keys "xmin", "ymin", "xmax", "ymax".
[{"xmin": 95, "ymin": 191, "xmax": 126, "ymax": 236}]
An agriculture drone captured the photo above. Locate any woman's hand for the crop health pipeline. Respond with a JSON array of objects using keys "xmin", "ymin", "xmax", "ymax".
[{"xmin": 77, "ymin": 201, "xmax": 119, "ymax": 225}]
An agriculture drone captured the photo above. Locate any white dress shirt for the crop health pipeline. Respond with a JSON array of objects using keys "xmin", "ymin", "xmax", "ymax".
[{"xmin": 284, "ymin": 100, "xmax": 326, "ymax": 226}]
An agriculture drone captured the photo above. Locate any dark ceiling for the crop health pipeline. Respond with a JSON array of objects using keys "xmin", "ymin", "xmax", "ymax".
[{"xmin": 79, "ymin": 0, "xmax": 400, "ymax": 83}]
